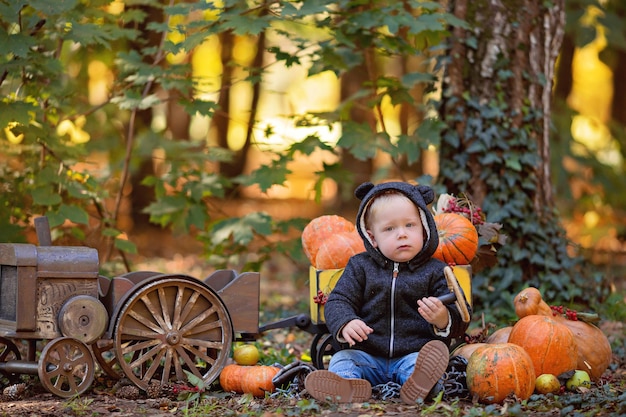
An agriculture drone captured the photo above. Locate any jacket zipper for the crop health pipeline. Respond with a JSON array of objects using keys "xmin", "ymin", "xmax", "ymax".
[{"xmin": 389, "ymin": 262, "xmax": 399, "ymax": 357}]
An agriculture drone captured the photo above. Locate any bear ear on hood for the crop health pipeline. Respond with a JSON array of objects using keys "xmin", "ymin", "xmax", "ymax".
[
  {"xmin": 416, "ymin": 184, "xmax": 435, "ymax": 205},
  {"xmin": 355, "ymin": 182, "xmax": 374, "ymax": 200}
]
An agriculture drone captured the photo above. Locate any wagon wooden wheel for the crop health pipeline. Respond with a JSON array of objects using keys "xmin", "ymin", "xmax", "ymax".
[
  {"xmin": 0, "ymin": 337, "xmax": 21, "ymax": 385},
  {"xmin": 91, "ymin": 338, "xmax": 122, "ymax": 379},
  {"xmin": 38, "ymin": 337, "xmax": 95, "ymax": 398},
  {"xmin": 113, "ymin": 276, "xmax": 233, "ymax": 390}
]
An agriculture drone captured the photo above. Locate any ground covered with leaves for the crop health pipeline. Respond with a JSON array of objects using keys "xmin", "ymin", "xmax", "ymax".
[
  {"xmin": 0, "ymin": 317, "xmax": 623, "ymax": 416},
  {"xmin": 0, "ymin": 254, "xmax": 624, "ymax": 417},
  {"xmin": 0, "ymin": 340, "xmax": 623, "ymax": 417}
]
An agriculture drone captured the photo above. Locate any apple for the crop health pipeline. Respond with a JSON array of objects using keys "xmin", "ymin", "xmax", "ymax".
[
  {"xmin": 566, "ymin": 370, "xmax": 591, "ymax": 391},
  {"xmin": 535, "ymin": 373, "xmax": 561, "ymax": 394}
]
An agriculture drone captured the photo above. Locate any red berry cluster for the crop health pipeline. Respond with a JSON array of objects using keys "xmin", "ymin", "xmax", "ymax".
[
  {"xmin": 550, "ymin": 305, "xmax": 579, "ymax": 321},
  {"xmin": 313, "ymin": 290, "xmax": 328, "ymax": 305},
  {"xmin": 444, "ymin": 198, "xmax": 484, "ymax": 225}
]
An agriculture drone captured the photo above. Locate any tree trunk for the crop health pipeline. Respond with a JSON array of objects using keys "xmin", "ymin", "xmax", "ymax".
[
  {"xmin": 442, "ymin": 0, "xmax": 564, "ymax": 211},
  {"xmin": 439, "ymin": 0, "xmax": 575, "ymax": 297}
]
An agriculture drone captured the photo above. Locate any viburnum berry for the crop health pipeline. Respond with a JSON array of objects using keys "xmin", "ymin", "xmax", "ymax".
[
  {"xmin": 550, "ymin": 305, "xmax": 565, "ymax": 315},
  {"xmin": 565, "ymin": 309, "xmax": 578, "ymax": 320},
  {"xmin": 313, "ymin": 290, "xmax": 328, "ymax": 305}
]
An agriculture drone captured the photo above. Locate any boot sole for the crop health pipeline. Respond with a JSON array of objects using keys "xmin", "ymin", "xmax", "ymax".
[
  {"xmin": 400, "ymin": 340, "xmax": 449, "ymax": 404},
  {"xmin": 305, "ymin": 370, "xmax": 371, "ymax": 403}
]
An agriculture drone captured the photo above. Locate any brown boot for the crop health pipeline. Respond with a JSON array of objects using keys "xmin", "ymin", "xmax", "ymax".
[
  {"xmin": 304, "ymin": 370, "xmax": 372, "ymax": 403},
  {"xmin": 400, "ymin": 340, "xmax": 449, "ymax": 404}
]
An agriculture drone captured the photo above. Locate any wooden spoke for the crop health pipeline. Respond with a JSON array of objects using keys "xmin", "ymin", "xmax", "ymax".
[{"xmin": 91, "ymin": 338, "xmax": 121, "ymax": 379}]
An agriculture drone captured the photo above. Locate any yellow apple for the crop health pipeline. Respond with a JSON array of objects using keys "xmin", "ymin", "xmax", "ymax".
[
  {"xmin": 566, "ymin": 370, "xmax": 591, "ymax": 391},
  {"xmin": 535, "ymin": 373, "xmax": 561, "ymax": 394},
  {"xmin": 233, "ymin": 344, "xmax": 260, "ymax": 366}
]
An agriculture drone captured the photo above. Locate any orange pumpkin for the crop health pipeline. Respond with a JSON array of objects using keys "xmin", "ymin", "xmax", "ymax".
[
  {"xmin": 314, "ymin": 231, "xmax": 365, "ymax": 269},
  {"xmin": 219, "ymin": 363, "xmax": 246, "ymax": 393},
  {"xmin": 433, "ymin": 213, "xmax": 478, "ymax": 265},
  {"xmin": 466, "ymin": 343, "xmax": 535, "ymax": 404},
  {"xmin": 302, "ymin": 215, "xmax": 355, "ymax": 265},
  {"xmin": 513, "ymin": 287, "xmax": 553, "ymax": 317},
  {"xmin": 559, "ymin": 318, "xmax": 612, "ymax": 381},
  {"xmin": 485, "ymin": 326, "xmax": 512, "ymax": 344},
  {"xmin": 220, "ymin": 364, "xmax": 280, "ymax": 397},
  {"xmin": 240, "ymin": 365, "xmax": 280, "ymax": 397},
  {"xmin": 451, "ymin": 342, "xmax": 486, "ymax": 361},
  {"xmin": 512, "ymin": 288, "xmax": 612, "ymax": 381},
  {"xmin": 508, "ymin": 315, "xmax": 578, "ymax": 377}
]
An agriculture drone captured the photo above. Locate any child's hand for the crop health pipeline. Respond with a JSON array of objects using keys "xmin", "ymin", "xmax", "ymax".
[
  {"xmin": 341, "ymin": 319, "xmax": 374, "ymax": 346},
  {"xmin": 417, "ymin": 296, "xmax": 449, "ymax": 330}
]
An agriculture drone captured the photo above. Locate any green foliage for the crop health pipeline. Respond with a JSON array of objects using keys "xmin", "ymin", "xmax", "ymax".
[
  {"xmin": 0, "ymin": 0, "xmax": 462, "ymax": 273},
  {"xmin": 62, "ymin": 396, "xmax": 94, "ymax": 417},
  {"xmin": 1, "ymin": 0, "xmax": 618, "ymax": 325}
]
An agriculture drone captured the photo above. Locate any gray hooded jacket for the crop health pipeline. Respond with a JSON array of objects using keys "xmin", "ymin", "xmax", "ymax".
[{"xmin": 324, "ymin": 181, "xmax": 471, "ymax": 358}]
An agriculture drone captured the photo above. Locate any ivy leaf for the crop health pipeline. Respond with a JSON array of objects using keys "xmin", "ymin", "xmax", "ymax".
[{"xmin": 505, "ymin": 156, "xmax": 522, "ymax": 171}]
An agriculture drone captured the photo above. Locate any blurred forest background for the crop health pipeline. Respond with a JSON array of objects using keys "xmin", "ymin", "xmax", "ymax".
[{"xmin": 1, "ymin": 0, "xmax": 625, "ymax": 320}]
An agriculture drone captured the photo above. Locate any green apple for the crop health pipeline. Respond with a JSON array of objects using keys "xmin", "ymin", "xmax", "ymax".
[
  {"xmin": 535, "ymin": 373, "xmax": 561, "ymax": 394},
  {"xmin": 566, "ymin": 370, "xmax": 591, "ymax": 390}
]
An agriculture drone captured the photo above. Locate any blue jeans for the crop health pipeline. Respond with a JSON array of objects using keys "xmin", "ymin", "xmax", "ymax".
[
  {"xmin": 328, "ymin": 349, "xmax": 420, "ymax": 386},
  {"xmin": 328, "ymin": 349, "xmax": 445, "ymax": 398}
]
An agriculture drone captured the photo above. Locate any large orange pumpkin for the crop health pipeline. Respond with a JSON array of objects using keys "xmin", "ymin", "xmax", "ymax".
[
  {"xmin": 433, "ymin": 213, "xmax": 479, "ymax": 265},
  {"xmin": 558, "ymin": 318, "xmax": 612, "ymax": 381},
  {"xmin": 508, "ymin": 315, "xmax": 578, "ymax": 377},
  {"xmin": 302, "ymin": 215, "xmax": 355, "ymax": 265},
  {"xmin": 513, "ymin": 288, "xmax": 612, "ymax": 381},
  {"xmin": 220, "ymin": 364, "xmax": 280, "ymax": 397},
  {"xmin": 240, "ymin": 365, "xmax": 280, "ymax": 397},
  {"xmin": 220, "ymin": 363, "xmax": 246, "ymax": 393},
  {"xmin": 466, "ymin": 343, "xmax": 535, "ymax": 404},
  {"xmin": 314, "ymin": 230, "xmax": 365, "ymax": 269}
]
